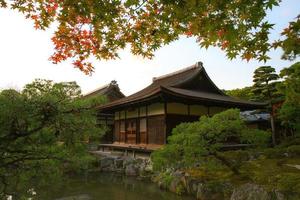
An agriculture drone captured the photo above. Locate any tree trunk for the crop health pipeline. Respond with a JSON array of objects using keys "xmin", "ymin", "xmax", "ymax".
[
  {"xmin": 270, "ymin": 114, "xmax": 276, "ymax": 146},
  {"xmin": 212, "ymin": 152, "xmax": 240, "ymax": 175}
]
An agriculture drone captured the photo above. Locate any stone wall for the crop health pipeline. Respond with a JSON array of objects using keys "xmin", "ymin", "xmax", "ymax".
[
  {"xmin": 152, "ymin": 170, "xmax": 287, "ymax": 200},
  {"xmin": 96, "ymin": 153, "xmax": 287, "ymax": 200},
  {"xmin": 97, "ymin": 153, "xmax": 153, "ymax": 178}
]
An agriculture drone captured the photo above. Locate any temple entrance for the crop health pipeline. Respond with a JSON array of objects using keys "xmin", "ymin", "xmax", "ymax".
[{"xmin": 126, "ymin": 119, "xmax": 137, "ymax": 144}]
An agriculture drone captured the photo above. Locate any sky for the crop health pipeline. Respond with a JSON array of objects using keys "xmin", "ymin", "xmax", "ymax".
[{"xmin": 0, "ymin": 0, "xmax": 299, "ymax": 96}]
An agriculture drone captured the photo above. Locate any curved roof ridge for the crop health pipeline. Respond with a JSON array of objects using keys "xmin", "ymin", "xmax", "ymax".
[
  {"xmin": 200, "ymin": 67, "xmax": 227, "ymax": 95},
  {"xmin": 83, "ymin": 80, "xmax": 123, "ymax": 97},
  {"xmin": 83, "ymin": 83, "xmax": 110, "ymax": 97},
  {"xmin": 152, "ymin": 61, "xmax": 203, "ymax": 82}
]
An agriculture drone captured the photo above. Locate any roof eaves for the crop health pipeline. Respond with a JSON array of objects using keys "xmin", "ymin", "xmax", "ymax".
[
  {"xmin": 97, "ymin": 87, "xmax": 163, "ymax": 110},
  {"xmin": 161, "ymin": 86, "xmax": 266, "ymax": 108}
]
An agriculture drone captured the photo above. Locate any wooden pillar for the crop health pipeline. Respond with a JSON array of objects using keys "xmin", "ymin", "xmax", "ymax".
[
  {"xmin": 187, "ymin": 104, "xmax": 190, "ymax": 116},
  {"xmin": 207, "ymin": 106, "xmax": 210, "ymax": 116},
  {"xmin": 105, "ymin": 116, "xmax": 108, "ymax": 143},
  {"xmin": 164, "ymin": 101, "xmax": 167, "ymax": 144},
  {"xmin": 125, "ymin": 110, "xmax": 127, "ymax": 143},
  {"xmin": 137, "ymin": 107, "xmax": 140, "ymax": 144},
  {"xmin": 146, "ymin": 105, "xmax": 149, "ymax": 144},
  {"xmin": 118, "ymin": 111, "xmax": 121, "ymax": 143}
]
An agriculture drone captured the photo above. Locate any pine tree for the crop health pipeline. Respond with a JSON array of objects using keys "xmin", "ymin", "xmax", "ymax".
[{"xmin": 252, "ymin": 66, "xmax": 280, "ymax": 145}]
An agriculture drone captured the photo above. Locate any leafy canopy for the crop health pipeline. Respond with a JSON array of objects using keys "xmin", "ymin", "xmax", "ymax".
[
  {"xmin": 278, "ymin": 62, "xmax": 300, "ymax": 135},
  {"xmin": 275, "ymin": 15, "xmax": 300, "ymax": 61},
  {"xmin": 0, "ymin": 79, "xmax": 105, "ymax": 199},
  {"xmin": 0, "ymin": 0, "xmax": 298, "ymax": 74},
  {"xmin": 225, "ymin": 86, "xmax": 254, "ymax": 101}
]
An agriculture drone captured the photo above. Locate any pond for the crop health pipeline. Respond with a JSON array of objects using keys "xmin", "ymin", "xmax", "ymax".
[{"xmin": 35, "ymin": 173, "xmax": 195, "ymax": 200}]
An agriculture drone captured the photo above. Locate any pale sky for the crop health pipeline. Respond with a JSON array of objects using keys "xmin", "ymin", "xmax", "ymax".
[{"xmin": 0, "ymin": 1, "xmax": 299, "ymax": 96}]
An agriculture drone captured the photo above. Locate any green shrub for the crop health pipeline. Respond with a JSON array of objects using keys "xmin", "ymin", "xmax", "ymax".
[
  {"xmin": 263, "ymin": 144, "xmax": 300, "ymax": 159},
  {"xmin": 263, "ymin": 148, "xmax": 286, "ymax": 159},
  {"xmin": 276, "ymin": 173, "xmax": 300, "ymax": 196},
  {"xmin": 151, "ymin": 144, "xmax": 184, "ymax": 171},
  {"xmin": 156, "ymin": 171, "xmax": 174, "ymax": 188},
  {"xmin": 175, "ymin": 183, "xmax": 185, "ymax": 195},
  {"xmin": 151, "ymin": 109, "xmax": 271, "ymax": 173},
  {"xmin": 287, "ymin": 145, "xmax": 300, "ymax": 157},
  {"xmin": 219, "ymin": 150, "xmax": 252, "ymax": 170},
  {"xmin": 241, "ymin": 129, "xmax": 271, "ymax": 147},
  {"xmin": 279, "ymin": 137, "xmax": 300, "ymax": 147}
]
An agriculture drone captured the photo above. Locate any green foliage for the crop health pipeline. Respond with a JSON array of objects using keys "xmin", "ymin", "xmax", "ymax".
[
  {"xmin": 241, "ymin": 129, "xmax": 271, "ymax": 147},
  {"xmin": 263, "ymin": 148, "xmax": 286, "ymax": 159},
  {"xmin": 0, "ymin": 79, "xmax": 106, "ymax": 198},
  {"xmin": 218, "ymin": 151, "xmax": 252, "ymax": 172},
  {"xmin": 278, "ymin": 62, "xmax": 300, "ymax": 135},
  {"xmin": 225, "ymin": 86, "xmax": 254, "ymax": 100},
  {"xmin": 1, "ymin": 0, "xmax": 298, "ymax": 72},
  {"xmin": 276, "ymin": 173, "xmax": 300, "ymax": 196},
  {"xmin": 286, "ymin": 145, "xmax": 300, "ymax": 157},
  {"xmin": 154, "ymin": 170, "xmax": 174, "ymax": 188},
  {"xmin": 151, "ymin": 109, "xmax": 271, "ymax": 172},
  {"xmin": 175, "ymin": 184, "xmax": 185, "ymax": 195},
  {"xmin": 263, "ymin": 141, "xmax": 300, "ymax": 159},
  {"xmin": 277, "ymin": 15, "xmax": 300, "ymax": 61},
  {"xmin": 252, "ymin": 66, "xmax": 280, "ymax": 102},
  {"xmin": 239, "ymin": 156, "xmax": 300, "ymax": 195},
  {"xmin": 252, "ymin": 65, "xmax": 281, "ymax": 145},
  {"xmin": 278, "ymin": 137, "xmax": 300, "ymax": 147}
]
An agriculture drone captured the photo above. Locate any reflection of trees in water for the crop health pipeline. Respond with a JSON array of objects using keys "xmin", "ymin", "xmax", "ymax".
[
  {"xmin": 34, "ymin": 173, "xmax": 193, "ymax": 200},
  {"xmin": 55, "ymin": 194, "xmax": 91, "ymax": 200}
]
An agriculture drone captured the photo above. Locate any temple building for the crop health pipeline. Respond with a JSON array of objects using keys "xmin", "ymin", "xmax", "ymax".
[
  {"xmin": 83, "ymin": 80, "xmax": 125, "ymax": 143},
  {"xmin": 97, "ymin": 62, "xmax": 265, "ymax": 150}
]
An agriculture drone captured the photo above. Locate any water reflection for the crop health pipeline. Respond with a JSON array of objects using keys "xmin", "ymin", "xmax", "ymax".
[{"xmin": 36, "ymin": 173, "xmax": 194, "ymax": 200}]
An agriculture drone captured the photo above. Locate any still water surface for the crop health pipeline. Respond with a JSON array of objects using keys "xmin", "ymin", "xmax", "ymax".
[{"xmin": 36, "ymin": 173, "xmax": 194, "ymax": 200}]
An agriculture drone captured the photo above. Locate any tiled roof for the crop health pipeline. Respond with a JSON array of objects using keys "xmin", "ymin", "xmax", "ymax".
[
  {"xmin": 83, "ymin": 80, "xmax": 125, "ymax": 100},
  {"xmin": 98, "ymin": 62, "xmax": 266, "ymax": 110}
]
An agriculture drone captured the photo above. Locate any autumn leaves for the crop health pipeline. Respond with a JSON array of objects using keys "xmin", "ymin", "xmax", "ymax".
[{"xmin": 3, "ymin": 0, "xmax": 296, "ymax": 74}]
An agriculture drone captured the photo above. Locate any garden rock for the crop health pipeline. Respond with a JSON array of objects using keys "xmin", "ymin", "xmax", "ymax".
[{"xmin": 230, "ymin": 183, "xmax": 270, "ymax": 200}]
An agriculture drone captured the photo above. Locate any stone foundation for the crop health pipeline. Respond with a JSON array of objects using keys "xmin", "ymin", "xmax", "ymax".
[
  {"xmin": 96, "ymin": 151, "xmax": 153, "ymax": 178},
  {"xmin": 94, "ymin": 152, "xmax": 287, "ymax": 200}
]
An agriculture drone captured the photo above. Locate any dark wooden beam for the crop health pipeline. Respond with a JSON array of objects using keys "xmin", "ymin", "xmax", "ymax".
[
  {"xmin": 137, "ymin": 107, "xmax": 140, "ymax": 144},
  {"xmin": 146, "ymin": 105, "xmax": 149, "ymax": 144},
  {"xmin": 125, "ymin": 110, "xmax": 127, "ymax": 143},
  {"xmin": 164, "ymin": 101, "xmax": 167, "ymax": 144},
  {"xmin": 118, "ymin": 111, "xmax": 121, "ymax": 143}
]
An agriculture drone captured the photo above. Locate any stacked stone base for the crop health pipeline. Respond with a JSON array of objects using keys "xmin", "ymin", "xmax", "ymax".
[
  {"xmin": 97, "ymin": 153, "xmax": 287, "ymax": 200},
  {"xmin": 98, "ymin": 153, "xmax": 153, "ymax": 178}
]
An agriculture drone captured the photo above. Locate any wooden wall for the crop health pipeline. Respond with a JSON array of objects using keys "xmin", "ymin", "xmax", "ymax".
[
  {"xmin": 114, "ymin": 121, "xmax": 120, "ymax": 142},
  {"xmin": 113, "ymin": 102, "xmax": 166, "ymax": 145},
  {"xmin": 112, "ymin": 102, "xmax": 227, "ymax": 145},
  {"xmin": 148, "ymin": 115, "xmax": 165, "ymax": 144},
  {"xmin": 114, "ymin": 115, "xmax": 166, "ymax": 145}
]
